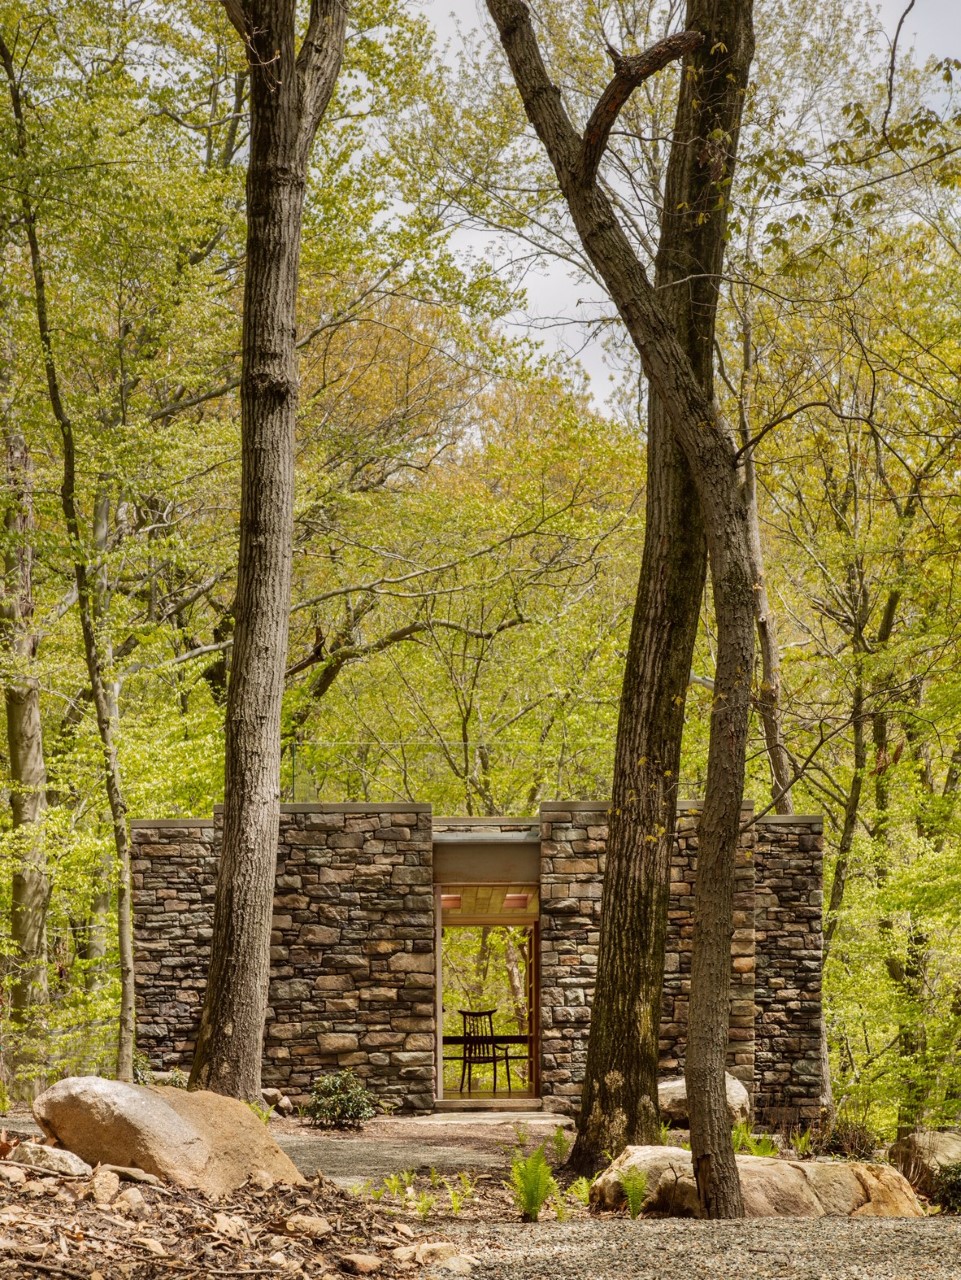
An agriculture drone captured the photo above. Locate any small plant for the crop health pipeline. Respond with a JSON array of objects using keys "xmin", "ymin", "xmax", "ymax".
[
  {"xmin": 382, "ymin": 1172, "xmax": 405, "ymax": 1199},
  {"xmin": 428, "ymin": 1165, "xmax": 442, "ymax": 1188},
  {"xmin": 368, "ymin": 1182, "xmax": 388, "ymax": 1202},
  {"xmin": 511, "ymin": 1121, "xmax": 531, "ymax": 1153},
  {"xmin": 132, "ymin": 1050, "xmax": 154, "ymax": 1085},
  {"xmin": 731, "ymin": 1122, "xmax": 778, "ymax": 1157},
  {"xmin": 551, "ymin": 1192, "xmax": 570, "ymax": 1221},
  {"xmin": 400, "ymin": 1168, "xmax": 416, "ymax": 1189},
  {"xmin": 791, "ymin": 1127, "xmax": 814, "ymax": 1157},
  {"xmin": 549, "ymin": 1124, "xmax": 572, "ymax": 1165},
  {"xmin": 569, "ymin": 1176, "xmax": 593, "ymax": 1206},
  {"xmin": 933, "ymin": 1161, "xmax": 961, "ymax": 1213},
  {"xmin": 305, "ymin": 1069, "xmax": 376, "ymax": 1130},
  {"xmin": 246, "ymin": 1100, "xmax": 275, "ymax": 1125},
  {"xmin": 507, "ymin": 1146, "xmax": 557, "ymax": 1223},
  {"xmin": 618, "ymin": 1166, "xmax": 648, "ymax": 1219},
  {"xmin": 658, "ymin": 1120, "xmax": 671, "ymax": 1146},
  {"xmin": 731, "ymin": 1121, "xmax": 752, "ymax": 1153},
  {"xmin": 167, "ymin": 1066, "xmax": 187, "ymax": 1089},
  {"xmin": 414, "ymin": 1190, "xmax": 436, "ymax": 1222},
  {"xmin": 446, "ymin": 1170, "xmax": 476, "ymax": 1213}
]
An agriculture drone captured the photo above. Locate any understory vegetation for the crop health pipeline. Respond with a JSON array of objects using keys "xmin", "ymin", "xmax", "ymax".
[{"xmin": 0, "ymin": 0, "xmax": 960, "ymax": 1145}]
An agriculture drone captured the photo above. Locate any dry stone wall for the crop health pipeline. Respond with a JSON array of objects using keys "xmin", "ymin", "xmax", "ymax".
[
  {"xmin": 133, "ymin": 801, "xmax": 823, "ymax": 1120},
  {"xmin": 133, "ymin": 804, "xmax": 434, "ymax": 1112},
  {"xmin": 753, "ymin": 816, "xmax": 825, "ymax": 1125}
]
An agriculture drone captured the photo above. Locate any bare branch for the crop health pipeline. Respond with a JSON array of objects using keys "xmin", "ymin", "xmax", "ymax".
[{"xmin": 580, "ymin": 32, "xmax": 705, "ymax": 184}]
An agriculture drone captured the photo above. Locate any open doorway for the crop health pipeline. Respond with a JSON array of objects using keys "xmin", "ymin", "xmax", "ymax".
[{"xmin": 436, "ymin": 885, "xmax": 539, "ymax": 1101}]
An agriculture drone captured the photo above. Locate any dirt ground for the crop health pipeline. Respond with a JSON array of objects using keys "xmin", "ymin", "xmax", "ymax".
[{"xmin": 271, "ymin": 1111, "xmax": 574, "ymax": 1185}]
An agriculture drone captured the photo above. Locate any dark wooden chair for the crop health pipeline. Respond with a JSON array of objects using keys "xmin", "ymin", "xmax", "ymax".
[{"xmin": 458, "ymin": 1008, "xmax": 512, "ymax": 1094}]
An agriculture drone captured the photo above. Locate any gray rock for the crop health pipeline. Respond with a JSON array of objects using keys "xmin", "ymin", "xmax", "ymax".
[
  {"xmin": 33, "ymin": 1075, "xmax": 305, "ymax": 1198},
  {"xmin": 591, "ymin": 1145, "xmax": 923, "ymax": 1218},
  {"xmin": 890, "ymin": 1130, "xmax": 961, "ymax": 1197},
  {"xmin": 9, "ymin": 1143, "xmax": 92, "ymax": 1177},
  {"xmin": 658, "ymin": 1072, "xmax": 751, "ymax": 1127}
]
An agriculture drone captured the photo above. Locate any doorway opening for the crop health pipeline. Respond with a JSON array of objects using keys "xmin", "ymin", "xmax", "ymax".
[{"xmin": 436, "ymin": 884, "xmax": 539, "ymax": 1102}]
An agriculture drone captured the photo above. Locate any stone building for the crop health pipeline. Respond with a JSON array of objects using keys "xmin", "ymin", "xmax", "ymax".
[{"xmin": 132, "ymin": 801, "xmax": 823, "ymax": 1122}]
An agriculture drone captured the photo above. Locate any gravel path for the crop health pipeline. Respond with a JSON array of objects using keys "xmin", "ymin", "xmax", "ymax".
[{"xmin": 439, "ymin": 1217, "xmax": 961, "ymax": 1280}]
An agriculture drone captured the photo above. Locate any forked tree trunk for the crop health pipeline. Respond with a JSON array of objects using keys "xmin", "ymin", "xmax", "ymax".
[
  {"xmin": 486, "ymin": 0, "xmax": 754, "ymax": 1214},
  {"xmin": 189, "ymin": 0, "xmax": 347, "ymax": 1101},
  {"xmin": 2, "ymin": 427, "xmax": 50, "ymax": 1088}
]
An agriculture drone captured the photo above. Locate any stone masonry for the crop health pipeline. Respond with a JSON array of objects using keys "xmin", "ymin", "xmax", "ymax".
[
  {"xmin": 133, "ymin": 802, "xmax": 823, "ymax": 1120},
  {"xmin": 133, "ymin": 805, "xmax": 434, "ymax": 1113}
]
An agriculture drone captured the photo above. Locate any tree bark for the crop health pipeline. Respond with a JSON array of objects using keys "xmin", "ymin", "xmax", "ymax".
[
  {"xmin": 488, "ymin": 5, "xmax": 757, "ymax": 1208},
  {"xmin": 486, "ymin": 1, "xmax": 754, "ymax": 1214},
  {"xmin": 189, "ymin": 0, "xmax": 347, "ymax": 1101},
  {"xmin": 2, "ymin": 426, "xmax": 49, "ymax": 1087}
]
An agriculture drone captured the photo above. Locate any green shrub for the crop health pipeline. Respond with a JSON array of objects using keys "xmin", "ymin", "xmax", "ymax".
[
  {"xmin": 508, "ymin": 1146, "xmax": 557, "ymax": 1222},
  {"xmin": 306, "ymin": 1069, "xmax": 377, "ymax": 1129},
  {"xmin": 933, "ymin": 1161, "xmax": 961, "ymax": 1213},
  {"xmin": 618, "ymin": 1166, "xmax": 648, "ymax": 1219}
]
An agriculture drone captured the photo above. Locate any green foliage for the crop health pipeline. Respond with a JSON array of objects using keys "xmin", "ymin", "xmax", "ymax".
[
  {"xmin": 618, "ymin": 1167, "xmax": 648, "ymax": 1219},
  {"xmin": 132, "ymin": 1051, "xmax": 154, "ymax": 1086},
  {"xmin": 445, "ymin": 1171, "xmax": 476, "ymax": 1215},
  {"xmin": 306, "ymin": 1070, "xmax": 377, "ymax": 1130},
  {"xmin": 166, "ymin": 1068, "xmax": 188, "ymax": 1090},
  {"xmin": 933, "ymin": 1162, "xmax": 961, "ymax": 1213},
  {"xmin": 568, "ymin": 1175, "xmax": 593, "ymax": 1206},
  {"xmin": 507, "ymin": 1146, "xmax": 557, "ymax": 1223},
  {"xmin": 731, "ymin": 1123, "xmax": 779, "ymax": 1158},
  {"xmin": 791, "ymin": 1127, "xmax": 815, "ymax": 1157},
  {"xmin": 246, "ymin": 1100, "xmax": 275, "ymax": 1125},
  {"xmin": 414, "ymin": 1190, "xmax": 436, "ymax": 1221},
  {"xmin": 0, "ymin": 1078, "xmax": 9, "ymax": 1114},
  {"xmin": 549, "ymin": 1124, "xmax": 572, "ymax": 1165}
]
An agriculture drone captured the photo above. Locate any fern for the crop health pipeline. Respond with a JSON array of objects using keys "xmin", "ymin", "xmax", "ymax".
[
  {"xmin": 618, "ymin": 1166, "xmax": 648, "ymax": 1219},
  {"xmin": 507, "ymin": 1146, "xmax": 557, "ymax": 1222},
  {"xmin": 568, "ymin": 1176, "xmax": 593, "ymax": 1206},
  {"xmin": 549, "ymin": 1124, "xmax": 572, "ymax": 1165}
]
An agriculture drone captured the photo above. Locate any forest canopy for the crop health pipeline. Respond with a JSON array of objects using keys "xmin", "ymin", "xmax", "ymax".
[{"xmin": 1, "ymin": 0, "xmax": 960, "ymax": 1140}]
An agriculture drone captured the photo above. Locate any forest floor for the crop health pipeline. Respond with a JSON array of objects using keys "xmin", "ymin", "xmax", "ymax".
[{"xmin": 4, "ymin": 1108, "xmax": 961, "ymax": 1279}]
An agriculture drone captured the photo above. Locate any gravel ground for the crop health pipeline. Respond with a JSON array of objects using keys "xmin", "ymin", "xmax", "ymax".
[{"xmin": 439, "ymin": 1217, "xmax": 961, "ymax": 1280}]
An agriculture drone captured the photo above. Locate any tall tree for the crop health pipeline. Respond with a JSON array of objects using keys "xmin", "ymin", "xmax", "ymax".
[
  {"xmin": 483, "ymin": 0, "xmax": 755, "ymax": 1214},
  {"xmin": 189, "ymin": 0, "xmax": 348, "ymax": 1100}
]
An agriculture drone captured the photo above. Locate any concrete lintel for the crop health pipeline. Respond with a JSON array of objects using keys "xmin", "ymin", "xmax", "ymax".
[
  {"xmin": 435, "ymin": 817, "xmax": 538, "ymax": 826},
  {"xmin": 755, "ymin": 814, "xmax": 823, "ymax": 828},
  {"xmin": 433, "ymin": 831, "xmax": 539, "ymax": 845},
  {"xmin": 211, "ymin": 803, "xmax": 432, "ymax": 815},
  {"xmin": 130, "ymin": 818, "xmax": 211, "ymax": 829}
]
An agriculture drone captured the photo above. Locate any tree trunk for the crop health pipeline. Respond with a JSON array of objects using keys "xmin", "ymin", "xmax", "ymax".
[
  {"xmin": 2, "ymin": 426, "xmax": 50, "ymax": 1089},
  {"xmin": 189, "ymin": 0, "xmax": 347, "ymax": 1100},
  {"xmin": 500, "ymin": 1, "xmax": 755, "ymax": 1207}
]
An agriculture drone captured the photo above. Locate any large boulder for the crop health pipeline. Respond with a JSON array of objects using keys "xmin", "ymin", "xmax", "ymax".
[
  {"xmin": 590, "ymin": 1145, "xmax": 923, "ymax": 1218},
  {"xmin": 890, "ymin": 1130, "xmax": 961, "ymax": 1197},
  {"xmin": 658, "ymin": 1072, "xmax": 750, "ymax": 1128},
  {"xmin": 33, "ymin": 1076, "xmax": 306, "ymax": 1198}
]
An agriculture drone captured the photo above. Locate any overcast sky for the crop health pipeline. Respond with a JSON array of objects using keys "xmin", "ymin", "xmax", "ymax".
[{"xmin": 418, "ymin": 1, "xmax": 960, "ymax": 409}]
